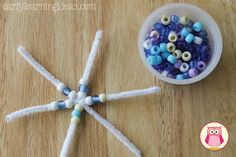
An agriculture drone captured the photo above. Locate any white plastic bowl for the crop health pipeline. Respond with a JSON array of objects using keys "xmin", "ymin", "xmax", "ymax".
[{"xmin": 138, "ymin": 3, "xmax": 223, "ymax": 85}]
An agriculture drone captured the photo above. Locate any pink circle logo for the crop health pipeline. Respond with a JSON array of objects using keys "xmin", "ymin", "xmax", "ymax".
[{"xmin": 200, "ymin": 122, "xmax": 229, "ymax": 151}]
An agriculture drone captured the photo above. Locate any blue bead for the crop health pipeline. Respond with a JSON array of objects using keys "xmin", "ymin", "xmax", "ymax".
[
  {"xmin": 186, "ymin": 20, "xmax": 194, "ymax": 28},
  {"xmin": 161, "ymin": 27, "xmax": 170, "ymax": 37},
  {"xmin": 154, "ymin": 22, "xmax": 163, "ymax": 31},
  {"xmin": 185, "ymin": 33, "xmax": 195, "ymax": 43},
  {"xmin": 151, "ymin": 46, "xmax": 160, "ymax": 55},
  {"xmin": 159, "ymin": 43, "xmax": 167, "ymax": 52},
  {"xmin": 167, "ymin": 55, "xmax": 177, "ymax": 64},
  {"xmin": 176, "ymin": 74, "xmax": 184, "ymax": 80},
  {"xmin": 161, "ymin": 52, "xmax": 170, "ymax": 59},
  {"xmin": 201, "ymin": 52, "xmax": 211, "ymax": 62},
  {"xmin": 189, "ymin": 61, "xmax": 197, "ymax": 68},
  {"xmin": 181, "ymin": 28, "xmax": 190, "ymax": 37},
  {"xmin": 168, "ymin": 22, "xmax": 176, "ymax": 30},
  {"xmin": 71, "ymin": 110, "xmax": 81, "ymax": 118},
  {"xmin": 163, "ymin": 62, "xmax": 173, "ymax": 71},
  {"xmin": 198, "ymin": 30, "xmax": 207, "ymax": 38},
  {"xmin": 92, "ymin": 95, "xmax": 100, "ymax": 104},
  {"xmin": 183, "ymin": 72, "xmax": 189, "ymax": 79},
  {"xmin": 147, "ymin": 55, "xmax": 161, "ymax": 65},
  {"xmin": 171, "ymin": 15, "xmax": 179, "ymax": 24},
  {"xmin": 79, "ymin": 84, "xmax": 88, "ymax": 93},
  {"xmin": 156, "ymin": 55, "xmax": 162, "ymax": 64},
  {"xmin": 62, "ymin": 87, "xmax": 72, "ymax": 96},
  {"xmin": 193, "ymin": 21, "xmax": 203, "ymax": 32},
  {"xmin": 58, "ymin": 101, "xmax": 66, "ymax": 110}
]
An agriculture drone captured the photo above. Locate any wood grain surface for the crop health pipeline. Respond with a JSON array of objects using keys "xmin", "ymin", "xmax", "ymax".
[{"xmin": 1, "ymin": 0, "xmax": 236, "ymax": 157}]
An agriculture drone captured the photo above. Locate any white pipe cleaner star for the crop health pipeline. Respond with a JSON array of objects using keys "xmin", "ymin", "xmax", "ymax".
[{"xmin": 6, "ymin": 30, "xmax": 160, "ymax": 157}]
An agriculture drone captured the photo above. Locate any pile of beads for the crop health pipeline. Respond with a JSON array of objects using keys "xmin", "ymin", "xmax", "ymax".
[{"xmin": 143, "ymin": 15, "xmax": 211, "ymax": 80}]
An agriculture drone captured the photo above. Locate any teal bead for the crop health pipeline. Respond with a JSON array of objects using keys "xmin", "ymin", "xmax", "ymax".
[
  {"xmin": 193, "ymin": 21, "xmax": 203, "ymax": 32},
  {"xmin": 161, "ymin": 52, "xmax": 170, "ymax": 59},
  {"xmin": 167, "ymin": 55, "xmax": 177, "ymax": 64},
  {"xmin": 180, "ymin": 28, "xmax": 190, "ymax": 37},
  {"xmin": 147, "ymin": 55, "xmax": 161, "ymax": 65},
  {"xmin": 159, "ymin": 43, "xmax": 167, "ymax": 52},
  {"xmin": 185, "ymin": 33, "xmax": 194, "ymax": 43},
  {"xmin": 151, "ymin": 46, "xmax": 160, "ymax": 55},
  {"xmin": 176, "ymin": 74, "xmax": 184, "ymax": 80},
  {"xmin": 71, "ymin": 110, "xmax": 81, "ymax": 118}
]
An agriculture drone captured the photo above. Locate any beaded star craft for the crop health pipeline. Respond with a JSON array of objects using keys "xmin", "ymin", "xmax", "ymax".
[{"xmin": 6, "ymin": 30, "xmax": 160, "ymax": 157}]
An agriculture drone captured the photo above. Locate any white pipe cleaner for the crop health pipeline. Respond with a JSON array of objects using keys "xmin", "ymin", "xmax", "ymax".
[{"xmin": 6, "ymin": 30, "xmax": 161, "ymax": 157}]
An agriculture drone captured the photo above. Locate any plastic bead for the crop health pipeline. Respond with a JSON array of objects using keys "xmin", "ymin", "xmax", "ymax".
[
  {"xmin": 85, "ymin": 96, "xmax": 93, "ymax": 105},
  {"xmin": 189, "ymin": 60, "xmax": 197, "ymax": 68},
  {"xmin": 167, "ymin": 42, "xmax": 176, "ymax": 52},
  {"xmin": 180, "ymin": 63, "xmax": 189, "ymax": 72},
  {"xmin": 193, "ymin": 36, "xmax": 203, "ymax": 45},
  {"xmin": 168, "ymin": 22, "xmax": 176, "ymax": 30},
  {"xmin": 161, "ymin": 27, "xmax": 170, "ymax": 37},
  {"xmin": 92, "ymin": 95, "xmax": 100, "ymax": 104},
  {"xmin": 180, "ymin": 28, "xmax": 190, "ymax": 37},
  {"xmin": 161, "ymin": 15, "xmax": 171, "ymax": 25},
  {"xmin": 57, "ymin": 83, "xmax": 66, "ymax": 92},
  {"xmin": 167, "ymin": 55, "xmax": 177, "ymax": 64},
  {"xmin": 197, "ymin": 61, "xmax": 206, "ymax": 70},
  {"xmin": 180, "ymin": 16, "xmax": 189, "ymax": 25},
  {"xmin": 79, "ymin": 84, "xmax": 88, "ymax": 93},
  {"xmin": 176, "ymin": 74, "xmax": 184, "ymax": 80},
  {"xmin": 175, "ymin": 23, "xmax": 184, "ymax": 32},
  {"xmin": 51, "ymin": 101, "xmax": 59, "ymax": 110},
  {"xmin": 159, "ymin": 43, "xmax": 167, "ymax": 52},
  {"xmin": 75, "ymin": 104, "xmax": 84, "ymax": 112},
  {"xmin": 172, "ymin": 50, "xmax": 182, "ymax": 59},
  {"xmin": 155, "ymin": 55, "xmax": 163, "ymax": 64},
  {"xmin": 150, "ymin": 30, "xmax": 159, "ymax": 38},
  {"xmin": 62, "ymin": 87, "xmax": 72, "ymax": 96},
  {"xmin": 154, "ymin": 22, "xmax": 163, "ymax": 31},
  {"xmin": 147, "ymin": 55, "xmax": 162, "ymax": 65},
  {"xmin": 171, "ymin": 15, "xmax": 179, "ymax": 24},
  {"xmin": 161, "ymin": 52, "xmax": 170, "ymax": 59},
  {"xmin": 185, "ymin": 33, "xmax": 194, "ymax": 43},
  {"xmin": 188, "ymin": 68, "xmax": 198, "ymax": 77},
  {"xmin": 99, "ymin": 93, "xmax": 106, "ymax": 103},
  {"xmin": 174, "ymin": 60, "xmax": 182, "ymax": 69},
  {"xmin": 168, "ymin": 31, "xmax": 178, "ymax": 42},
  {"xmin": 161, "ymin": 70, "xmax": 168, "ymax": 77},
  {"xmin": 193, "ymin": 21, "xmax": 203, "ymax": 32},
  {"xmin": 65, "ymin": 99, "xmax": 74, "ymax": 109},
  {"xmin": 143, "ymin": 40, "xmax": 152, "ymax": 50},
  {"xmin": 71, "ymin": 110, "xmax": 81, "ymax": 118},
  {"xmin": 58, "ymin": 101, "xmax": 66, "ymax": 110},
  {"xmin": 151, "ymin": 46, "xmax": 160, "ymax": 55},
  {"xmin": 182, "ymin": 51, "xmax": 192, "ymax": 62},
  {"xmin": 68, "ymin": 90, "xmax": 77, "ymax": 100},
  {"xmin": 71, "ymin": 116, "xmax": 80, "ymax": 124},
  {"xmin": 198, "ymin": 30, "xmax": 207, "ymax": 38}
]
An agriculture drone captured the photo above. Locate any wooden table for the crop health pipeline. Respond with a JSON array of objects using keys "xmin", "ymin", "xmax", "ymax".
[{"xmin": 1, "ymin": 0, "xmax": 235, "ymax": 157}]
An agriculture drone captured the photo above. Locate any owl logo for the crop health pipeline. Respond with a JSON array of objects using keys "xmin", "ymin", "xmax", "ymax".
[{"xmin": 205, "ymin": 126, "xmax": 224, "ymax": 150}]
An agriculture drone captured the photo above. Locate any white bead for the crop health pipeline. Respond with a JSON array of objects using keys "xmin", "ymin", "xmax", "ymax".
[
  {"xmin": 167, "ymin": 42, "xmax": 176, "ymax": 52},
  {"xmin": 65, "ymin": 99, "xmax": 74, "ymax": 109},
  {"xmin": 143, "ymin": 40, "xmax": 152, "ymax": 50},
  {"xmin": 161, "ymin": 70, "xmax": 168, "ymax": 77},
  {"xmin": 56, "ymin": 83, "xmax": 65, "ymax": 92},
  {"xmin": 77, "ymin": 91, "xmax": 86, "ymax": 99},
  {"xmin": 193, "ymin": 36, "xmax": 203, "ymax": 45},
  {"xmin": 180, "ymin": 16, "xmax": 189, "ymax": 25},
  {"xmin": 182, "ymin": 51, "xmax": 192, "ymax": 62},
  {"xmin": 161, "ymin": 15, "xmax": 171, "ymax": 25},
  {"xmin": 79, "ymin": 78, "xmax": 88, "ymax": 85},
  {"xmin": 68, "ymin": 90, "xmax": 77, "ymax": 100},
  {"xmin": 71, "ymin": 117, "xmax": 80, "ymax": 124},
  {"xmin": 99, "ymin": 93, "xmax": 106, "ymax": 103},
  {"xmin": 85, "ymin": 96, "xmax": 93, "ymax": 105},
  {"xmin": 50, "ymin": 101, "xmax": 58, "ymax": 110},
  {"xmin": 180, "ymin": 63, "xmax": 189, "ymax": 72},
  {"xmin": 168, "ymin": 31, "xmax": 177, "ymax": 42},
  {"xmin": 75, "ymin": 104, "xmax": 84, "ymax": 112},
  {"xmin": 150, "ymin": 30, "xmax": 159, "ymax": 38},
  {"xmin": 173, "ymin": 50, "xmax": 182, "ymax": 59}
]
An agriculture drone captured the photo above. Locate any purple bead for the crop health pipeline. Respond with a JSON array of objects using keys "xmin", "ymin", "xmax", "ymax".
[
  {"xmin": 163, "ymin": 62, "xmax": 173, "ymax": 72},
  {"xmin": 167, "ymin": 73, "xmax": 176, "ymax": 79},
  {"xmin": 174, "ymin": 60, "xmax": 182, "ymax": 69},
  {"xmin": 197, "ymin": 61, "xmax": 206, "ymax": 70},
  {"xmin": 192, "ymin": 53, "xmax": 201, "ymax": 61},
  {"xmin": 201, "ymin": 45, "xmax": 210, "ymax": 53},
  {"xmin": 150, "ymin": 37, "xmax": 159, "ymax": 45},
  {"xmin": 188, "ymin": 68, "xmax": 198, "ymax": 77},
  {"xmin": 175, "ymin": 23, "xmax": 184, "ymax": 33},
  {"xmin": 177, "ymin": 33, "xmax": 185, "ymax": 41},
  {"xmin": 198, "ymin": 30, "xmax": 207, "ymax": 38},
  {"xmin": 203, "ymin": 38, "xmax": 209, "ymax": 44},
  {"xmin": 177, "ymin": 41, "xmax": 186, "ymax": 50},
  {"xmin": 154, "ymin": 22, "xmax": 164, "ymax": 31},
  {"xmin": 201, "ymin": 52, "xmax": 211, "ymax": 62}
]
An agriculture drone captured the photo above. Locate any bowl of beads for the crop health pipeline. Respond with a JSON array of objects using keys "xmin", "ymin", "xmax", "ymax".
[{"xmin": 138, "ymin": 3, "xmax": 222, "ymax": 85}]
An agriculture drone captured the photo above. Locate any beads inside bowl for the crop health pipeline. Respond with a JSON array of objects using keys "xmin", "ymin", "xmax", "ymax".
[{"xmin": 143, "ymin": 15, "xmax": 211, "ymax": 80}]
